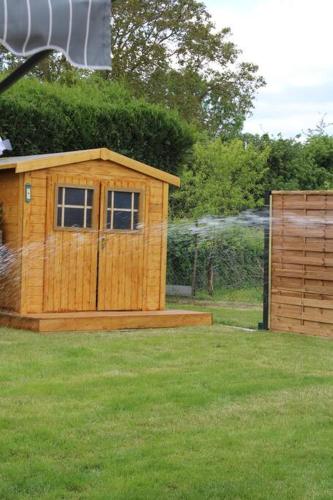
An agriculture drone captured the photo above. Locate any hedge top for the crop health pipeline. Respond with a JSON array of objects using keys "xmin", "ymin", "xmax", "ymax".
[{"xmin": 0, "ymin": 148, "xmax": 181, "ymax": 187}]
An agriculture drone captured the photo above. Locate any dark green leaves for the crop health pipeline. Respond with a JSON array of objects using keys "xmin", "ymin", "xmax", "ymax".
[{"xmin": 0, "ymin": 78, "xmax": 194, "ymax": 175}]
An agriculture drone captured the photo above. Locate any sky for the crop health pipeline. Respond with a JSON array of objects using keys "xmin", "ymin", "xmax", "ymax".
[{"xmin": 204, "ymin": 0, "xmax": 333, "ymax": 138}]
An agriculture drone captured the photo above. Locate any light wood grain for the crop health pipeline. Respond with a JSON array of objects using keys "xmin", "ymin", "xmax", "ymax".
[
  {"xmin": 270, "ymin": 191, "xmax": 333, "ymax": 337},
  {"xmin": 0, "ymin": 309, "xmax": 213, "ymax": 333},
  {"xmin": 6, "ymin": 148, "xmax": 181, "ymax": 187},
  {"xmin": 0, "ymin": 170, "xmax": 22, "ymax": 312},
  {"xmin": 0, "ymin": 152, "xmax": 179, "ymax": 320}
]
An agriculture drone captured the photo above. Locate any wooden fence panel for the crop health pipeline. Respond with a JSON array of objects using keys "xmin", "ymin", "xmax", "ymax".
[{"xmin": 269, "ymin": 191, "xmax": 333, "ymax": 337}]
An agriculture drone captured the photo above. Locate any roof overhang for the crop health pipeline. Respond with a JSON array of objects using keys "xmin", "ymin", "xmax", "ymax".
[{"xmin": 0, "ymin": 148, "xmax": 180, "ymax": 187}]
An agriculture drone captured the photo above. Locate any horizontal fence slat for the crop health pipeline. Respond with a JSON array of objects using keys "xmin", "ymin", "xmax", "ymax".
[
  {"xmin": 272, "ymin": 268, "xmax": 333, "ymax": 281},
  {"xmin": 270, "ymin": 317, "xmax": 333, "ymax": 337},
  {"xmin": 272, "ymin": 237, "xmax": 333, "ymax": 253},
  {"xmin": 272, "ymin": 228, "xmax": 333, "ymax": 238},
  {"xmin": 271, "ymin": 293, "xmax": 333, "ymax": 310},
  {"xmin": 272, "ymin": 286, "xmax": 333, "ymax": 296},
  {"xmin": 272, "ymin": 255, "xmax": 333, "ymax": 267},
  {"xmin": 272, "ymin": 304, "xmax": 333, "ymax": 324},
  {"xmin": 273, "ymin": 250, "xmax": 333, "ymax": 259}
]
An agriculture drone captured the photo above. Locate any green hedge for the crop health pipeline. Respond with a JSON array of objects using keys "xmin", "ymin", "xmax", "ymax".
[
  {"xmin": 167, "ymin": 223, "xmax": 264, "ymax": 290},
  {"xmin": 0, "ymin": 79, "xmax": 194, "ymax": 174}
]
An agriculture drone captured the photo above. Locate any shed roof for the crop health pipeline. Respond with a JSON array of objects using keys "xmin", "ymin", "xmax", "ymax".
[{"xmin": 0, "ymin": 148, "xmax": 180, "ymax": 187}]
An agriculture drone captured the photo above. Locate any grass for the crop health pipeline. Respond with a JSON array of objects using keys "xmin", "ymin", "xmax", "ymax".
[
  {"xmin": 169, "ymin": 301, "xmax": 261, "ymax": 330},
  {"xmin": 194, "ymin": 287, "xmax": 262, "ymax": 304},
  {"xmin": 0, "ymin": 309, "xmax": 333, "ymax": 499},
  {"xmin": 168, "ymin": 293, "xmax": 262, "ymax": 330}
]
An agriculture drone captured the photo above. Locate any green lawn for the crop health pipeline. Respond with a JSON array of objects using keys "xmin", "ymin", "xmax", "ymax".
[
  {"xmin": 0, "ymin": 317, "xmax": 333, "ymax": 499},
  {"xmin": 194, "ymin": 287, "xmax": 263, "ymax": 304},
  {"xmin": 169, "ymin": 301, "xmax": 262, "ymax": 330}
]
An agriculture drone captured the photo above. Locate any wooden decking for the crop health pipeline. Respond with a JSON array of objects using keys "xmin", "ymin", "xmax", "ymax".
[{"xmin": 0, "ymin": 309, "xmax": 213, "ymax": 333}]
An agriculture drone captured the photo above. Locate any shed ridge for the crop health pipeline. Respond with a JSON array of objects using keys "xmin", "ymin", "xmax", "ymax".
[{"xmin": 0, "ymin": 148, "xmax": 180, "ymax": 187}]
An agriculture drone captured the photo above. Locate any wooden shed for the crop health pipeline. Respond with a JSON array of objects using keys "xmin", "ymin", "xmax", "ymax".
[
  {"xmin": 265, "ymin": 190, "xmax": 333, "ymax": 338},
  {"xmin": 0, "ymin": 148, "xmax": 212, "ymax": 332}
]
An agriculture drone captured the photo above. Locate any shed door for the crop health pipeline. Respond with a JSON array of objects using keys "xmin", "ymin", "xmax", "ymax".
[
  {"xmin": 43, "ymin": 174, "xmax": 100, "ymax": 312},
  {"xmin": 97, "ymin": 180, "xmax": 146, "ymax": 311}
]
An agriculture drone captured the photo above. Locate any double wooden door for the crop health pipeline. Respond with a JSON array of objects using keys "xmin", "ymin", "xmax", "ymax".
[{"xmin": 44, "ymin": 174, "xmax": 146, "ymax": 312}]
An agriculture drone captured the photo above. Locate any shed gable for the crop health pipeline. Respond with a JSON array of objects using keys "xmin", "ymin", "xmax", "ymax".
[{"xmin": 0, "ymin": 148, "xmax": 180, "ymax": 187}]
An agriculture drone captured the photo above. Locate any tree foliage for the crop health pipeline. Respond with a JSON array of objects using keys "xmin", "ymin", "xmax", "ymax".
[
  {"xmin": 171, "ymin": 138, "xmax": 269, "ymax": 218},
  {"xmin": 0, "ymin": 78, "xmax": 194, "ymax": 174},
  {"xmin": 111, "ymin": 0, "xmax": 265, "ymax": 136},
  {"xmin": 0, "ymin": 1, "xmax": 265, "ymax": 138},
  {"xmin": 167, "ymin": 223, "xmax": 263, "ymax": 289},
  {"xmin": 242, "ymin": 133, "xmax": 333, "ymax": 191}
]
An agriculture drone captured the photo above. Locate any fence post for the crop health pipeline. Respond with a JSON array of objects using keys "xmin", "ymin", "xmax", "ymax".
[
  {"xmin": 191, "ymin": 220, "xmax": 199, "ymax": 297},
  {"xmin": 207, "ymin": 252, "xmax": 214, "ymax": 296},
  {"xmin": 258, "ymin": 191, "xmax": 271, "ymax": 330}
]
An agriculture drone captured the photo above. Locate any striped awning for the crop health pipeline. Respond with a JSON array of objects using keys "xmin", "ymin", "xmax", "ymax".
[{"xmin": 0, "ymin": 0, "xmax": 111, "ymax": 70}]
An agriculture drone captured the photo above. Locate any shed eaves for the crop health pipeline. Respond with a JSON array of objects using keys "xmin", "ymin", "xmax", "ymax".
[{"xmin": 0, "ymin": 148, "xmax": 180, "ymax": 187}]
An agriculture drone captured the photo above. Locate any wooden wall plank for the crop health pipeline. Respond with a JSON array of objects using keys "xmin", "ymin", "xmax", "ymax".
[
  {"xmin": 43, "ymin": 172, "xmax": 99, "ymax": 312},
  {"xmin": 0, "ymin": 170, "xmax": 22, "ymax": 312},
  {"xmin": 159, "ymin": 184, "xmax": 169, "ymax": 310}
]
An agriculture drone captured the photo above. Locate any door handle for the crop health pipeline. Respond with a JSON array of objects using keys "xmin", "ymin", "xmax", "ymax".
[{"xmin": 101, "ymin": 236, "xmax": 106, "ymax": 250}]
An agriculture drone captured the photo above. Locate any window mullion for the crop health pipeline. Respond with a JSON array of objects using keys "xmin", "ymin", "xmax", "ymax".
[
  {"xmin": 131, "ymin": 192, "xmax": 134, "ymax": 230},
  {"xmin": 83, "ymin": 189, "xmax": 87, "ymax": 228},
  {"xmin": 111, "ymin": 191, "xmax": 114, "ymax": 230},
  {"xmin": 61, "ymin": 187, "xmax": 65, "ymax": 227},
  {"xmin": 108, "ymin": 190, "xmax": 139, "ymax": 231}
]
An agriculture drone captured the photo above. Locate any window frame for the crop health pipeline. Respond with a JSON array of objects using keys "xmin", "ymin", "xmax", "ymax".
[
  {"xmin": 104, "ymin": 188, "xmax": 144, "ymax": 233},
  {"xmin": 54, "ymin": 184, "xmax": 98, "ymax": 232}
]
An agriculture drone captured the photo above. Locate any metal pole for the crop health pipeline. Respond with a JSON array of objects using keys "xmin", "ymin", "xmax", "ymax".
[
  {"xmin": 0, "ymin": 50, "xmax": 53, "ymax": 95},
  {"xmin": 258, "ymin": 190, "xmax": 271, "ymax": 330}
]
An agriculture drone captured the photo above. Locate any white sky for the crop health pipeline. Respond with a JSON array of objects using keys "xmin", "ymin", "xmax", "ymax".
[{"xmin": 204, "ymin": 0, "xmax": 333, "ymax": 138}]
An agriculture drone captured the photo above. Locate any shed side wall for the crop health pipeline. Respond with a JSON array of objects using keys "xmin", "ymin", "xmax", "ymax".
[
  {"xmin": 20, "ymin": 171, "xmax": 48, "ymax": 314},
  {"xmin": 0, "ymin": 170, "xmax": 22, "ymax": 312},
  {"xmin": 142, "ymin": 178, "xmax": 166, "ymax": 310}
]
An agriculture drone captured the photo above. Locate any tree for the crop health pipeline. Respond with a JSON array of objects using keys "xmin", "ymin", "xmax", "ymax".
[
  {"xmin": 304, "ymin": 135, "xmax": 333, "ymax": 171},
  {"xmin": 171, "ymin": 138, "xmax": 270, "ymax": 218},
  {"xmin": 242, "ymin": 133, "xmax": 333, "ymax": 191},
  {"xmin": 1, "ymin": 1, "xmax": 265, "ymax": 137},
  {"xmin": 0, "ymin": 78, "xmax": 194, "ymax": 173},
  {"xmin": 111, "ymin": 0, "xmax": 265, "ymax": 136},
  {"xmin": 261, "ymin": 135, "xmax": 307, "ymax": 190}
]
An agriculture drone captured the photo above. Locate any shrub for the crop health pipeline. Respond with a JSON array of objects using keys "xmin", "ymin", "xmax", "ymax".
[
  {"xmin": 167, "ymin": 221, "xmax": 264, "ymax": 291},
  {"xmin": 0, "ymin": 78, "xmax": 194, "ymax": 174}
]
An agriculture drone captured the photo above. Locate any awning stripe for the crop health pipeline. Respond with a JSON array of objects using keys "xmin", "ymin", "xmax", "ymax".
[
  {"xmin": 67, "ymin": 0, "xmax": 73, "ymax": 56},
  {"xmin": 3, "ymin": 0, "xmax": 7, "ymax": 42},
  {"xmin": 0, "ymin": 0, "xmax": 111, "ymax": 70},
  {"xmin": 47, "ymin": 0, "xmax": 52, "ymax": 46},
  {"xmin": 22, "ymin": 0, "xmax": 31, "ymax": 54},
  {"xmin": 84, "ymin": 0, "xmax": 93, "ymax": 67}
]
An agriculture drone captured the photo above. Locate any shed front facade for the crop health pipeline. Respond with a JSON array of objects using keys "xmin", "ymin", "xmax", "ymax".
[
  {"xmin": 266, "ymin": 191, "xmax": 333, "ymax": 337},
  {"xmin": 0, "ymin": 148, "xmax": 212, "ymax": 331}
]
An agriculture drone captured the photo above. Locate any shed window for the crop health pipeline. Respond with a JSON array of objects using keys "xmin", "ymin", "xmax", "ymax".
[
  {"xmin": 57, "ymin": 187, "xmax": 94, "ymax": 229},
  {"xmin": 106, "ymin": 191, "xmax": 140, "ymax": 231}
]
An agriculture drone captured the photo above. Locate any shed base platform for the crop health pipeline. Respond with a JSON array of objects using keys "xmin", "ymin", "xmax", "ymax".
[{"xmin": 0, "ymin": 309, "xmax": 213, "ymax": 333}]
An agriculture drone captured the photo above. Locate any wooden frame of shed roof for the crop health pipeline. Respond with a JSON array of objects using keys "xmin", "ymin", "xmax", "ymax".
[{"xmin": 0, "ymin": 148, "xmax": 180, "ymax": 187}]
